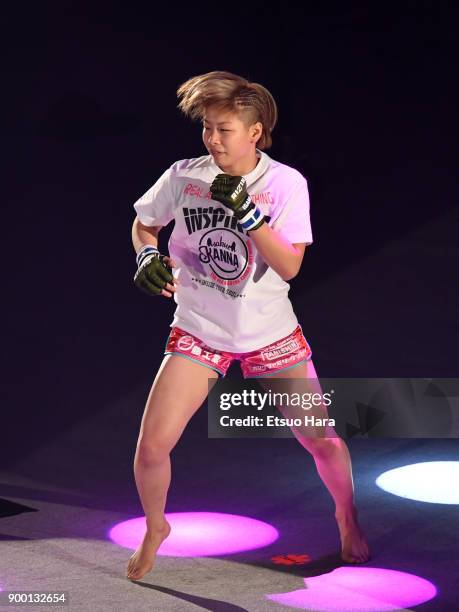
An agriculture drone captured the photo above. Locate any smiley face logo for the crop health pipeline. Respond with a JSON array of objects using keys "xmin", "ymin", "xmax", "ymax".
[{"xmin": 198, "ymin": 229, "xmax": 248, "ymax": 280}]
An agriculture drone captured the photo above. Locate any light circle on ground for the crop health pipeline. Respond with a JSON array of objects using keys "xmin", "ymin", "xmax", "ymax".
[
  {"xmin": 266, "ymin": 567, "xmax": 437, "ymax": 611},
  {"xmin": 376, "ymin": 461, "xmax": 459, "ymax": 504},
  {"xmin": 108, "ymin": 512, "xmax": 279, "ymax": 556}
]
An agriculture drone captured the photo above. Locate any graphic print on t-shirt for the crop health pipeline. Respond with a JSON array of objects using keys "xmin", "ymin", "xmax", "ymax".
[
  {"xmin": 199, "ymin": 230, "xmax": 248, "ymax": 281},
  {"xmin": 182, "ymin": 199, "xmax": 267, "ymax": 298},
  {"xmin": 182, "ymin": 202, "xmax": 260, "ymax": 297}
]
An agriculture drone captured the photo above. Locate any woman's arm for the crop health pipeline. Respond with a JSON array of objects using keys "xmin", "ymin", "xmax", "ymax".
[
  {"xmin": 249, "ymin": 223, "xmax": 307, "ymax": 281},
  {"xmin": 207, "ymin": 175, "xmax": 308, "ymax": 281},
  {"xmin": 132, "ymin": 216, "xmax": 163, "ymax": 254}
]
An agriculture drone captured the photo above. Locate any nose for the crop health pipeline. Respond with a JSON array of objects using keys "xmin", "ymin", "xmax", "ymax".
[{"xmin": 207, "ymin": 129, "xmax": 220, "ymax": 146}]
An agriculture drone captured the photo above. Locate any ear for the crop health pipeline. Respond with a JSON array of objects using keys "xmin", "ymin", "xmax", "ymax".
[{"xmin": 250, "ymin": 122, "xmax": 263, "ymax": 143}]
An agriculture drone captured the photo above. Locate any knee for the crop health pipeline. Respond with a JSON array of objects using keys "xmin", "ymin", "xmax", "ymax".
[
  {"xmin": 303, "ymin": 437, "xmax": 341, "ymax": 459},
  {"xmin": 135, "ymin": 438, "xmax": 170, "ymax": 467}
]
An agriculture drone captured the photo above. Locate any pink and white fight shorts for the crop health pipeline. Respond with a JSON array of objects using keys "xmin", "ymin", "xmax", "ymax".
[{"xmin": 164, "ymin": 325, "xmax": 312, "ymax": 378}]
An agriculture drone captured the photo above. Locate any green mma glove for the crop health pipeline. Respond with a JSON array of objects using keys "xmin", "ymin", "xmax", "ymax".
[
  {"xmin": 134, "ymin": 245, "xmax": 175, "ymax": 297},
  {"xmin": 210, "ymin": 174, "xmax": 265, "ymax": 233}
]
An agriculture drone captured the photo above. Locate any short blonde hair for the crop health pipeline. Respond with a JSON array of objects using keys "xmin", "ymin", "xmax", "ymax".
[{"xmin": 177, "ymin": 70, "xmax": 278, "ymax": 150}]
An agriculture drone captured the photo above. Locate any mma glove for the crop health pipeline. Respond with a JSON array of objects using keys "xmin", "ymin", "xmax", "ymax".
[
  {"xmin": 210, "ymin": 174, "xmax": 265, "ymax": 233},
  {"xmin": 134, "ymin": 245, "xmax": 174, "ymax": 297}
]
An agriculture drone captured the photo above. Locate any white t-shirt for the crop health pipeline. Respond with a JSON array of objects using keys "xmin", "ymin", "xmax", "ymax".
[{"xmin": 133, "ymin": 149, "xmax": 313, "ymax": 352}]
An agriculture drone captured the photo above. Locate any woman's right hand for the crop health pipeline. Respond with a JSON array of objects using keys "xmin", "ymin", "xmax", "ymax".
[
  {"xmin": 159, "ymin": 256, "xmax": 179, "ymax": 298},
  {"xmin": 134, "ymin": 249, "xmax": 179, "ymax": 298}
]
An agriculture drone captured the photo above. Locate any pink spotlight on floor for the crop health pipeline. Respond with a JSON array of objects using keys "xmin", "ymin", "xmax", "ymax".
[
  {"xmin": 266, "ymin": 567, "xmax": 437, "ymax": 611},
  {"xmin": 109, "ymin": 512, "xmax": 279, "ymax": 556}
]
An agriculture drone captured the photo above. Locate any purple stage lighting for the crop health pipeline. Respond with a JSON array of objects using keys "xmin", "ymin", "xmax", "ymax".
[
  {"xmin": 109, "ymin": 512, "xmax": 279, "ymax": 556},
  {"xmin": 266, "ymin": 567, "xmax": 437, "ymax": 611}
]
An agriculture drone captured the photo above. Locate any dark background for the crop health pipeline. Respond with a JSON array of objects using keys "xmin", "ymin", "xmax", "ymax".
[{"xmin": 4, "ymin": 1, "xmax": 458, "ymax": 465}]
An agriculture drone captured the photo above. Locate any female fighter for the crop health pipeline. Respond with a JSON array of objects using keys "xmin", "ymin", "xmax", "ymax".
[{"xmin": 127, "ymin": 70, "xmax": 370, "ymax": 580}]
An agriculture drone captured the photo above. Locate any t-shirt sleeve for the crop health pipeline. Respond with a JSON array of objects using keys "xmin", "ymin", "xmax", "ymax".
[
  {"xmin": 133, "ymin": 167, "xmax": 175, "ymax": 227},
  {"xmin": 275, "ymin": 177, "xmax": 313, "ymax": 244}
]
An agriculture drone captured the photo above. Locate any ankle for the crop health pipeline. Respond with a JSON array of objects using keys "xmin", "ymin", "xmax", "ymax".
[{"xmin": 146, "ymin": 517, "xmax": 167, "ymax": 533}]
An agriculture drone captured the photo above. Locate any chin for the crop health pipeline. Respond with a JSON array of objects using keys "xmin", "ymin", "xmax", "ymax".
[{"xmin": 216, "ymin": 158, "xmax": 229, "ymax": 169}]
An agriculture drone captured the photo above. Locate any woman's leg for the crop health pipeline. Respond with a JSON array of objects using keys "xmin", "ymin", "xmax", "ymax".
[
  {"xmin": 258, "ymin": 359, "xmax": 370, "ymax": 563},
  {"xmin": 127, "ymin": 354, "xmax": 218, "ymax": 580}
]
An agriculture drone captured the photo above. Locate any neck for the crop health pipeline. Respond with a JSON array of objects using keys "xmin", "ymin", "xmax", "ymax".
[{"xmin": 218, "ymin": 151, "xmax": 260, "ymax": 176}]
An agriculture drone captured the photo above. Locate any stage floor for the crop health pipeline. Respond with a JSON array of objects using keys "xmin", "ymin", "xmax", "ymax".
[{"xmin": 0, "ymin": 383, "xmax": 457, "ymax": 611}]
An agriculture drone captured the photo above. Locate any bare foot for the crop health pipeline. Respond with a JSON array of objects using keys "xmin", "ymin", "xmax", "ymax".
[
  {"xmin": 126, "ymin": 519, "xmax": 171, "ymax": 580},
  {"xmin": 335, "ymin": 506, "xmax": 370, "ymax": 564}
]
